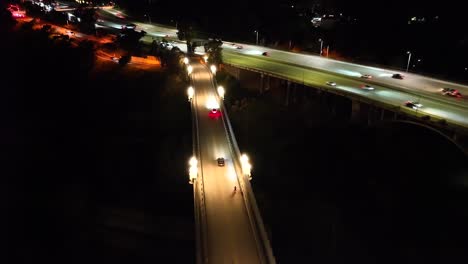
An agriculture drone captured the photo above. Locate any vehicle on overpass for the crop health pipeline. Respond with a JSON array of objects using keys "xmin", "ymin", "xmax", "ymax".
[
  {"xmin": 217, "ymin": 157, "xmax": 225, "ymax": 166},
  {"xmin": 404, "ymin": 101, "xmax": 423, "ymax": 109},
  {"xmin": 361, "ymin": 84, "xmax": 375, "ymax": 91},
  {"xmin": 326, "ymin": 81, "xmax": 337, "ymax": 86},
  {"xmin": 441, "ymin": 88, "xmax": 462, "ymax": 98},
  {"xmin": 361, "ymin": 74, "xmax": 372, "ymax": 79},
  {"xmin": 392, "ymin": 73, "xmax": 404, "ymax": 79}
]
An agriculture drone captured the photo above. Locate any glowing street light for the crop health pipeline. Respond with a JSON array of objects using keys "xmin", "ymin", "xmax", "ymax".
[
  {"xmin": 187, "ymin": 86, "xmax": 194, "ymax": 101},
  {"xmin": 187, "ymin": 65, "xmax": 193, "ymax": 75},
  {"xmin": 406, "ymin": 51, "xmax": 412, "ymax": 72},
  {"xmin": 183, "ymin": 57, "xmax": 189, "ymax": 64},
  {"xmin": 188, "ymin": 156, "xmax": 198, "ymax": 184},
  {"xmin": 203, "ymin": 55, "xmax": 208, "ymax": 62},
  {"xmin": 217, "ymin": 86, "xmax": 225, "ymax": 99},
  {"xmin": 240, "ymin": 154, "xmax": 252, "ymax": 180},
  {"xmin": 318, "ymin": 38, "xmax": 323, "ymax": 56},
  {"xmin": 210, "ymin": 65, "xmax": 217, "ymax": 74}
]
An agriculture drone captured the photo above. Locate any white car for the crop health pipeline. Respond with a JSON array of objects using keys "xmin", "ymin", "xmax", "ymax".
[
  {"xmin": 361, "ymin": 84, "xmax": 375, "ymax": 91},
  {"xmin": 361, "ymin": 74, "xmax": 372, "ymax": 79},
  {"xmin": 326, "ymin": 81, "xmax": 337, "ymax": 86}
]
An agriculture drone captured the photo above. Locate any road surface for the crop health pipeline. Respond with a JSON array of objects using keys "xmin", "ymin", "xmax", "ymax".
[
  {"xmin": 191, "ymin": 63, "xmax": 262, "ymax": 263},
  {"xmin": 96, "ymin": 8, "xmax": 468, "ymax": 129}
]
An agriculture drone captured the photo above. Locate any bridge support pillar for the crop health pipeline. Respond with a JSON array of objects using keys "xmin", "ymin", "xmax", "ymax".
[
  {"xmin": 285, "ymin": 81, "xmax": 291, "ymax": 106},
  {"xmin": 380, "ymin": 108, "xmax": 385, "ymax": 120},
  {"xmin": 351, "ymin": 100, "xmax": 361, "ymax": 122},
  {"xmin": 260, "ymin": 73, "xmax": 264, "ymax": 94},
  {"xmin": 292, "ymin": 83, "xmax": 297, "ymax": 104},
  {"xmin": 265, "ymin": 75, "xmax": 271, "ymax": 92}
]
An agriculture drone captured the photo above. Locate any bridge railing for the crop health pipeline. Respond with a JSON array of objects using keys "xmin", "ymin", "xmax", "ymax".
[
  {"xmin": 189, "ymin": 74, "xmax": 209, "ymax": 264},
  {"xmin": 207, "ymin": 65, "xmax": 277, "ymax": 264}
]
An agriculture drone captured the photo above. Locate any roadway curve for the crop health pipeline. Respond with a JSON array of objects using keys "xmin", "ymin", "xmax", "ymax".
[
  {"xmin": 96, "ymin": 8, "xmax": 468, "ymax": 129},
  {"xmin": 191, "ymin": 63, "xmax": 263, "ymax": 263}
]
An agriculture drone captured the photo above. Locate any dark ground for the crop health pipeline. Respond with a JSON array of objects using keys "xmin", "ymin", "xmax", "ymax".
[
  {"xmin": 3, "ymin": 24, "xmax": 195, "ymax": 263},
  {"xmin": 218, "ymin": 71, "xmax": 468, "ymax": 263}
]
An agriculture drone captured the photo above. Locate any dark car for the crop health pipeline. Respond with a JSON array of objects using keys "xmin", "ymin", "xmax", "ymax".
[
  {"xmin": 262, "ymin": 52, "xmax": 269, "ymax": 56},
  {"xmin": 441, "ymin": 88, "xmax": 462, "ymax": 98},
  {"xmin": 392, "ymin": 73, "xmax": 404, "ymax": 79},
  {"xmin": 404, "ymin": 101, "xmax": 422, "ymax": 109},
  {"xmin": 217, "ymin": 157, "xmax": 225, "ymax": 166}
]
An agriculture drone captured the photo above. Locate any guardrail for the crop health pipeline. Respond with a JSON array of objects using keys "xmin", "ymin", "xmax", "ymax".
[
  {"xmin": 189, "ymin": 73, "xmax": 209, "ymax": 264},
  {"xmin": 206, "ymin": 65, "xmax": 277, "ymax": 264}
]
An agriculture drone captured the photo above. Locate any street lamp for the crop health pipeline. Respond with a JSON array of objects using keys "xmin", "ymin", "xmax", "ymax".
[
  {"xmin": 406, "ymin": 51, "xmax": 412, "ymax": 72},
  {"xmin": 217, "ymin": 86, "xmax": 225, "ymax": 99},
  {"xmin": 188, "ymin": 156, "xmax": 198, "ymax": 184},
  {"xmin": 183, "ymin": 57, "xmax": 189, "ymax": 65},
  {"xmin": 254, "ymin": 30, "xmax": 259, "ymax": 45},
  {"xmin": 240, "ymin": 154, "xmax": 252, "ymax": 180},
  {"xmin": 210, "ymin": 65, "xmax": 217, "ymax": 74},
  {"xmin": 318, "ymin": 39, "xmax": 323, "ymax": 56},
  {"xmin": 187, "ymin": 65, "xmax": 193, "ymax": 75},
  {"xmin": 187, "ymin": 86, "xmax": 194, "ymax": 101},
  {"xmin": 144, "ymin": 14, "xmax": 151, "ymax": 24}
]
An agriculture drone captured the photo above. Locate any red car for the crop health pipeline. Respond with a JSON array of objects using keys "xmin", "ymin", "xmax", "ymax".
[
  {"xmin": 7, "ymin": 4, "xmax": 26, "ymax": 18},
  {"xmin": 208, "ymin": 108, "xmax": 222, "ymax": 119}
]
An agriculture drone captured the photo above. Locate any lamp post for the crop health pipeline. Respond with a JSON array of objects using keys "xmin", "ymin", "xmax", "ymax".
[
  {"xmin": 319, "ymin": 38, "xmax": 323, "ymax": 56},
  {"xmin": 254, "ymin": 30, "xmax": 259, "ymax": 45},
  {"xmin": 406, "ymin": 51, "xmax": 412, "ymax": 72},
  {"xmin": 144, "ymin": 14, "xmax": 151, "ymax": 24}
]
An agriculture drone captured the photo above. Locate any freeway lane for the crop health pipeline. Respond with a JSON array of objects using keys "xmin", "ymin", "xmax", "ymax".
[
  {"xmin": 222, "ymin": 43, "xmax": 468, "ymax": 106},
  {"xmin": 191, "ymin": 63, "xmax": 262, "ymax": 263},
  {"xmin": 98, "ymin": 8, "xmax": 468, "ymax": 128},
  {"xmin": 222, "ymin": 52, "xmax": 468, "ymax": 127},
  {"xmin": 96, "ymin": 9, "xmax": 178, "ymax": 38}
]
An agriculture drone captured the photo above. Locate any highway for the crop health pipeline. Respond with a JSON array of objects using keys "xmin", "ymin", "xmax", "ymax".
[
  {"xmin": 93, "ymin": 8, "xmax": 468, "ymax": 128},
  {"xmin": 221, "ymin": 52, "xmax": 468, "ymax": 128},
  {"xmin": 191, "ymin": 63, "xmax": 263, "ymax": 263}
]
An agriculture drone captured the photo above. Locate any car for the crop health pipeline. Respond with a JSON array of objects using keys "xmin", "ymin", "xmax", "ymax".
[
  {"xmin": 122, "ymin": 23, "xmax": 136, "ymax": 30},
  {"xmin": 7, "ymin": 4, "xmax": 26, "ymax": 18},
  {"xmin": 262, "ymin": 52, "xmax": 269, "ymax": 56},
  {"xmin": 404, "ymin": 101, "xmax": 422, "ymax": 109},
  {"xmin": 361, "ymin": 74, "xmax": 372, "ymax": 79},
  {"xmin": 361, "ymin": 84, "xmax": 375, "ymax": 91},
  {"xmin": 217, "ymin": 157, "xmax": 225, "ymax": 166},
  {"xmin": 441, "ymin": 88, "xmax": 462, "ymax": 98},
  {"xmin": 236, "ymin": 45, "xmax": 243, "ymax": 49},
  {"xmin": 392, "ymin": 73, "xmax": 404, "ymax": 79},
  {"xmin": 326, "ymin": 81, "xmax": 336, "ymax": 86},
  {"xmin": 208, "ymin": 108, "xmax": 222, "ymax": 118}
]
